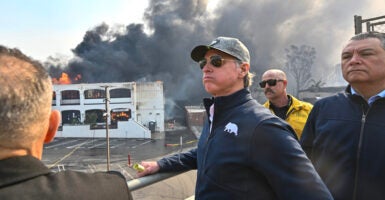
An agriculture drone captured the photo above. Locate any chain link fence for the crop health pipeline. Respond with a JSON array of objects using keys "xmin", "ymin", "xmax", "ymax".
[{"xmin": 354, "ymin": 15, "xmax": 385, "ymax": 34}]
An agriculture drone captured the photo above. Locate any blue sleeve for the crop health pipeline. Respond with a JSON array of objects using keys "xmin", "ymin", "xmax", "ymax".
[
  {"xmin": 300, "ymin": 103, "xmax": 318, "ymax": 160},
  {"xmin": 157, "ymin": 148, "xmax": 197, "ymax": 172},
  {"xmin": 251, "ymin": 119, "xmax": 332, "ymax": 199}
]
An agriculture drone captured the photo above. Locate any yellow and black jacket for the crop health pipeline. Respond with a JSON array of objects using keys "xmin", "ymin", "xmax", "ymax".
[{"xmin": 264, "ymin": 95, "xmax": 313, "ymax": 139}]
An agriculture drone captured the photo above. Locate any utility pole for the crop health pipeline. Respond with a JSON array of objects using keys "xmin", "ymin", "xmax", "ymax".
[{"xmin": 101, "ymin": 86, "xmax": 111, "ymax": 171}]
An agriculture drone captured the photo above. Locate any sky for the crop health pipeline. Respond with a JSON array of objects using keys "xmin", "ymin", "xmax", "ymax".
[
  {"xmin": 1, "ymin": 0, "xmax": 383, "ymax": 63},
  {"xmin": 0, "ymin": 0, "xmax": 149, "ymax": 61},
  {"xmin": 1, "ymin": 0, "xmax": 385, "ymax": 108}
]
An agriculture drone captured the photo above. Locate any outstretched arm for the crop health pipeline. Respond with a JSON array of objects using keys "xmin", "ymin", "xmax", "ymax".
[{"xmin": 136, "ymin": 161, "xmax": 160, "ymax": 177}]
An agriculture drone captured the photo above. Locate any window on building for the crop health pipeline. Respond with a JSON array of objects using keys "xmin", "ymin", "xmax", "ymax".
[
  {"xmin": 61, "ymin": 90, "xmax": 80, "ymax": 99},
  {"xmin": 111, "ymin": 108, "xmax": 131, "ymax": 124},
  {"xmin": 85, "ymin": 109, "xmax": 105, "ymax": 124},
  {"xmin": 61, "ymin": 110, "xmax": 81, "ymax": 125},
  {"xmin": 84, "ymin": 89, "xmax": 106, "ymax": 99},
  {"xmin": 110, "ymin": 88, "xmax": 131, "ymax": 98},
  {"xmin": 52, "ymin": 92, "xmax": 56, "ymax": 105}
]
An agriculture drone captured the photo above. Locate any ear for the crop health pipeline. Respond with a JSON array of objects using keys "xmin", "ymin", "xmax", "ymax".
[
  {"xmin": 44, "ymin": 110, "xmax": 61, "ymax": 144},
  {"xmin": 283, "ymin": 79, "xmax": 288, "ymax": 87},
  {"xmin": 239, "ymin": 63, "xmax": 250, "ymax": 78}
]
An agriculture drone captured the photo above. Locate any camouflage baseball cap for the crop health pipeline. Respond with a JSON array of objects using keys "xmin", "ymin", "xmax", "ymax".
[{"xmin": 191, "ymin": 36, "xmax": 250, "ymax": 63}]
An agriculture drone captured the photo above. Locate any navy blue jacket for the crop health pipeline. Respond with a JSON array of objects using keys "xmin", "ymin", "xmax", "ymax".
[
  {"xmin": 301, "ymin": 86, "xmax": 385, "ymax": 200},
  {"xmin": 158, "ymin": 89, "xmax": 332, "ymax": 199}
]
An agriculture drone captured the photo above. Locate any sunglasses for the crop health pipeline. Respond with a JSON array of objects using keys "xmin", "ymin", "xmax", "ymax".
[
  {"xmin": 259, "ymin": 79, "xmax": 284, "ymax": 88},
  {"xmin": 199, "ymin": 55, "xmax": 240, "ymax": 69}
]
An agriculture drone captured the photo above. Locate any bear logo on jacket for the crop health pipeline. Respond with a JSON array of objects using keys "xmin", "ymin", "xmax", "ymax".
[{"xmin": 224, "ymin": 122, "xmax": 238, "ymax": 136}]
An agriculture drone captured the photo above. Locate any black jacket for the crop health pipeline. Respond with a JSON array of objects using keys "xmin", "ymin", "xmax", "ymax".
[
  {"xmin": 159, "ymin": 89, "xmax": 332, "ymax": 199},
  {"xmin": 0, "ymin": 156, "xmax": 132, "ymax": 200},
  {"xmin": 301, "ymin": 86, "xmax": 385, "ymax": 200}
]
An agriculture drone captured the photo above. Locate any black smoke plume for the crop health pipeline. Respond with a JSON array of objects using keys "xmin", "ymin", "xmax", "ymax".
[{"xmin": 47, "ymin": 0, "xmax": 371, "ymax": 118}]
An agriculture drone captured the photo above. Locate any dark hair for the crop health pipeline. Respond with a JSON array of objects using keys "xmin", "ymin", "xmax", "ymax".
[{"xmin": 351, "ymin": 31, "xmax": 385, "ymax": 50}]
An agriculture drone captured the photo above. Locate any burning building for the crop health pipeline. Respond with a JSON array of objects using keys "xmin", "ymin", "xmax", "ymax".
[{"xmin": 52, "ymin": 81, "xmax": 164, "ymax": 138}]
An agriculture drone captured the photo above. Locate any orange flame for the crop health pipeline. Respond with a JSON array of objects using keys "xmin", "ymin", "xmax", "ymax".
[
  {"xmin": 74, "ymin": 74, "xmax": 82, "ymax": 81},
  {"xmin": 52, "ymin": 72, "xmax": 82, "ymax": 85}
]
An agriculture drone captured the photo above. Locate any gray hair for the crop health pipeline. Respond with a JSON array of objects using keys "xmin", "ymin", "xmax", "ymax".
[
  {"xmin": 0, "ymin": 45, "xmax": 53, "ymax": 148},
  {"xmin": 351, "ymin": 31, "xmax": 385, "ymax": 50},
  {"xmin": 235, "ymin": 61, "xmax": 255, "ymax": 88}
]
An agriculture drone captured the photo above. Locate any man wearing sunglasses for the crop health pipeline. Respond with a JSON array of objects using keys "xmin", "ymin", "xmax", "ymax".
[
  {"xmin": 137, "ymin": 37, "xmax": 332, "ymax": 199},
  {"xmin": 260, "ymin": 69, "xmax": 313, "ymax": 139}
]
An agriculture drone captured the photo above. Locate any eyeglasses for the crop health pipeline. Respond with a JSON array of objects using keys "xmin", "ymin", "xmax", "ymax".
[
  {"xmin": 259, "ymin": 79, "xmax": 284, "ymax": 88},
  {"xmin": 199, "ymin": 55, "xmax": 240, "ymax": 69}
]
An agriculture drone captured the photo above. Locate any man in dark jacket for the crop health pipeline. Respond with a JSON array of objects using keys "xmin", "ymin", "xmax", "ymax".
[
  {"xmin": 0, "ymin": 45, "xmax": 132, "ymax": 200},
  {"xmin": 300, "ymin": 31, "xmax": 385, "ymax": 200},
  {"xmin": 137, "ymin": 36, "xmax": 332, "ymax": 199}
]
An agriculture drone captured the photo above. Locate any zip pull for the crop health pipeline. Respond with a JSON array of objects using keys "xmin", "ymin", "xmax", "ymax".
[{"xmin": 361, "ymin": 113, "xmax": 366, "ymax": 123}]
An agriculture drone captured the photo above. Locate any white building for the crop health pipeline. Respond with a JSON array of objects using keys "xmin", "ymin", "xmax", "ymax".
[{"xmin": 52, "ymin": 81, "xmax": 164, "ymax": 138}]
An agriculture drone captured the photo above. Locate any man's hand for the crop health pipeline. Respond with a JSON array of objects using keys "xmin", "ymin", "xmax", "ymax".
[{"xmin": 136, "ymin": 161, "xmax": 160, "ymax": 177}]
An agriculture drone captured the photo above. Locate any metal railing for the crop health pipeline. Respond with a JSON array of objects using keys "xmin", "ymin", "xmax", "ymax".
[
  {"xmin": 354, "ymin": 15, "xmax": 385, "ymax": 34},
  {"xmin": 127, "ymin": 171, "xmax": 188, "ymax": 191}
]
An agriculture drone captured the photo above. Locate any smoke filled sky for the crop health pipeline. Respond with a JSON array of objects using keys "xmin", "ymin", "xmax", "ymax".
[
  {"xmin": 1, "ymin": 0, "xmax": 384, "ymax": 105},
  {"xmin": 0, "ymin": 0, "xmax": 149, "ymax": 61}
]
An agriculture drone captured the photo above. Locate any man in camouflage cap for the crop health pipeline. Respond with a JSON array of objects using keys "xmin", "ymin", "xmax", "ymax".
[
  {"xmin": 137, "ymin": 36, "xmax": 332, "ymax": 200},
  {"xmin": 191, "ymin": 36, "xmax": 253, "ymax": 88}
]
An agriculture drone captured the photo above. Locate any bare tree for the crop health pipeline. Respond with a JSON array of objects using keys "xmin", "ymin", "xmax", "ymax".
[{"xmin": 285, "ymin": 44, "xmax": 316, "ymax": 96}]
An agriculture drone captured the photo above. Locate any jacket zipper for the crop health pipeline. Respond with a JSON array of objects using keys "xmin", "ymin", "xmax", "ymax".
[
  {"xmin": 352, "ymin": 105, "xmax": 370, "ymax": 200},
  {"xmin": 284, "ymin": 107, "xmax": 295, "ymax": 120},
  {"xmin": 202, "ymin": 113, "xmax": 214, "ymax": 176}
]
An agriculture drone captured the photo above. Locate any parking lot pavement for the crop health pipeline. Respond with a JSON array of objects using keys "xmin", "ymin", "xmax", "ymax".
[{"xmin": 42, "ymin": 127, "xmax": 197, "ymax": 180}]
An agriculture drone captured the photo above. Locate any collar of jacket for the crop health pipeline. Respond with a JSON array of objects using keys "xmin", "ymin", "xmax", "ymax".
[
  {"xmin": 345, "ymin": 84, "xmax": 385, "ymax": 103},
  {"xmin": 268, "ymin": 95, "xmax": 291, "ymax": 110},
  {"xmin": 290, "ymin": 95, "xmax": 310, "ymax": 111},
  {"xmin": 203, "ymin": 89, "xmax": 251, "ymax": 116},
  {"xmin": 264, "ymin": 95, "xmax": 307, "ymax": 112},
  {"xmin": 345, "ymin": 85, "xmax": 369, "ymax": 103},
  {"xmin": 0, "ymin": 155, "xmax": 51, "ymax": 187}
]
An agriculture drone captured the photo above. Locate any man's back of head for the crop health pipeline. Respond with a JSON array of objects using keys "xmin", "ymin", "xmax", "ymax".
[
  {"xmin": 0, "ymin": 45, "xmax": 53, "ymax": 154},
  {"xmin": 0, "ymin": 45, "xmax": 133, "ymax": 200}
]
